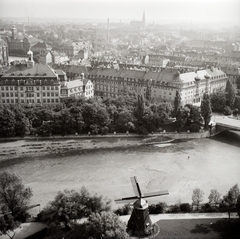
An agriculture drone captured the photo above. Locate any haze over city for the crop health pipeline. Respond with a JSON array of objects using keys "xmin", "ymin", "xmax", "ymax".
[{"xmin": 0, "ymin": 0, "xmax": 240, "ymax": 25}]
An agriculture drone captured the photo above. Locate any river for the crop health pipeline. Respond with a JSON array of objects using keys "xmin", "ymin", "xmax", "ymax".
[{"xmin": 0, "ymin": 131, "xmax": 239, "ymax": 215}]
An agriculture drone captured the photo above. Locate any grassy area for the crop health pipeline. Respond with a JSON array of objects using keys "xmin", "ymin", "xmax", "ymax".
[{"xmin": 154, "ymin": 218, "xmax": 240, "ymax": 239}]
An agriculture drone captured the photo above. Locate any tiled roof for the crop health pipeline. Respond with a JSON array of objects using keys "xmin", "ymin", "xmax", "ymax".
[{"xmin": 4, "ymin": 63, "xmax": 57, "ymax": 78}]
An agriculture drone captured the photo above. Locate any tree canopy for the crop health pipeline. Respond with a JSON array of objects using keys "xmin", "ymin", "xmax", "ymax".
[{"xmin": 0, "ymin": 171, "xmax": 33, "ymax": 238}]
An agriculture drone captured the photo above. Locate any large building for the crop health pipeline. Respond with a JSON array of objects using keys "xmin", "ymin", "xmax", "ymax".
[
  {"xmin": 63, "ymin": 41, "xmax": 91, "ymax": 58},
  {"xmin": 130, "ymin": 11, "xmax": 146, "ymax": 29},
  {"xmin": 5, "ymin": 25, "xmax": 30, "ymax": 54},
  {"xmin": 0, "ymin": 51, "xmax": 94, "ymax": 105},
  {"xmin": 53, "ymin": 64, "xmax": 227, "ymax": 106}
]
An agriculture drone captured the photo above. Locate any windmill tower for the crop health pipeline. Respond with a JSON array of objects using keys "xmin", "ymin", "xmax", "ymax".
[{"xmin": 115, "ymin": 176, "xmax": 169, "ymax": 237}]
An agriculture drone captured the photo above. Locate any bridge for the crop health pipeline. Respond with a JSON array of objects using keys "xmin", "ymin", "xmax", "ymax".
[{"xmin": 212, "ymin": 115, "xmax": 240, "ymax": 132}]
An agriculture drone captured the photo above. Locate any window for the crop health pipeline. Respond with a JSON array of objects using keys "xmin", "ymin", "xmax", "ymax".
[
  {"xmin": 2, "ymin": 93, "xmax": 5, "ymax": 97},
  {"xmin": 51, "ymin": 86, "xmax": 54, "ymax": 90},
  {"xmin": 36, "ymin": 87, "xmax": 39, "ymax": 91},
  {"xmin": 37, "ymin": 99, "xmax": 40, "ymax": 103},
  {"xmin": 51, "ymin": 99, "xmax": 54, "ymax": 103},
  {"xmin": 55, "ymin": 93, "xmax": 58, "ymax": 96},
  {"xmin": 51, "ymin": 93, "xmax": 54, "ymax": 97},
  {"xmin": 47, "ymin": 86, "xmax": 50, "ymax": 90},
  {"xmin": 11, "ymin": 93, "xmax": 13, "ymax": 97},
  {"xmin": 20, "ymin": 87, "xmax": 23, "ymax": 91},
  {"xmin": 1, "ymin": 87, "xmax": 4, "ymax": 90},
  {"xmin": 55, "ymin": 86, "xmax": 58, "ymax": 90},
  {"xmin": 43, "ymin": 99, "xmax": 46, "ymax": 103},
  {"xmin": 21, "ymin": 93, "xmax": 24, "ymax": 97},
  {"xmin": 14, "ymin": 86, "xmax": 17, "ymax": 90},
  {"xmin": 6, "ymin": 87, "xmax": 9, "ymax": 90},
  {"xmin": 47, "ymin": 99, "xmax": 50, "ymax": 103},
  {"xmin": 43, "ymin": 93, "xmax": 45, "ymax": 97},
  {"xmin": 2, "ymin": 99, "xmax": 5, "ymax": 103},
  {"xmin": 15, "ymin": 99, "xmax": 18, "ymax": 103},
  {"xmin": 6, "ymin": 93, "xmax": 9, "ymax": 97},
  {"xmin": 47, "ymin": 93, "xmax": 50, "ymax": 97},
  {"xmin": 37, "ymin": 93, "xmax": 40, "ymax": 97},
  {"xmin": 10, "ymin": 87, "xmax": 13, "ymax": 90},
  {"xmin": 55, "ymin": 99, "xmax": 59, "ymax": 103},
  {"xmin": 43, "ymin": 86, "xmax": 45, "ymax": 90}
]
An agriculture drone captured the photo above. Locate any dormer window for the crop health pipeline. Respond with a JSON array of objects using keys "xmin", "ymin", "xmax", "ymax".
[
  {"xmin": 10, "ymin": 73, "xmax": 15, "ymax": 76},
  {"xmin": 27, "ymin": 73, "xmax": 31, "ymax": 76}
]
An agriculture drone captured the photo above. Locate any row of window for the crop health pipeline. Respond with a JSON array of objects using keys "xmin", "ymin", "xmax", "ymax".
[
  {"xmin": 1, "ymin": 92, "xmax": 59, "ymax": 97},
  {"xmin": 1, "ymin": 98, "xmax": 59, "ymax": 104},
  {"xmin": 1, "ymin": 86, "xmax": 59, "ymax": 91}
]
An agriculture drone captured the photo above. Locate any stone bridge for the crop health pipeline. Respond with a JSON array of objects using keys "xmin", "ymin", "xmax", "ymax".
[{"xmin": 212, "ymin": 115, "xmax": 240, "ymax": 133}]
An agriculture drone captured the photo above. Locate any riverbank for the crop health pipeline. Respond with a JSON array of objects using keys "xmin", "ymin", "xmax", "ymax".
[{"xmin": 0, "ymin": 131, "xmax": 211, "ymax": 162}]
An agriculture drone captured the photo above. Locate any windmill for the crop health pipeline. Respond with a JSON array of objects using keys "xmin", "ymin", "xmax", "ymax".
[{"xmin": 115, "ymin": 176, "xmax": 169, "ymax": 237}]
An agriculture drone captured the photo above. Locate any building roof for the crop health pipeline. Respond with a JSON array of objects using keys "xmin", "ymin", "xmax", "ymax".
[
  {"xmin": 4, "ymin": 63, "xmax": 58, "ymax": 78},
  {"xmin": 66, "ymin": 78, "xmax": 83, "ymax": 89}
]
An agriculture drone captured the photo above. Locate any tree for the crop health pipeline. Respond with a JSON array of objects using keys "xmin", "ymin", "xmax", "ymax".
[
  {"xmin": 223, "ymin": 184, "xmax": 240, "ymax": 219},
  {"xmin": 201, "ymin": 93, "xmax": 212, "ymax": 129},
  {"xmin": 145, "ymin": 79, "xmax": 152, "ymax": 102},
  {"xmin": 116, "ymin": 110, "xmax": 135, "ymax": 132},
  {"xmin": 39, "ymin": 187, "xmax": 111, "ymax": 231},
  {"xmin": 69, "ymin": 106, "xmax": 84, "ymax": 134},
  {"xmin": 210, "ymin": 91, "xmax": 226, "ymax": 112},
  {"xmin": 0, "ymin": 106, "xmax": 16, "ymax": 137},
  {"xmin": 82, "ymin": 211, "xmax": 129, "ymax": 239},
  {"xmin": 0, "ymin": 171, "xmax": 33, "ymax": 238},
  {"xmin": 185, "ymin": 105, "xmax": 204, "ymax": 132},
  {"xmin": 226, "ymin": 79, "xmax": 236, "ymax": 109},
  {"xmin": 173, "ymin": 90, "xmax": 181, "ymax": 117},
  {"xmin": 208, "ymin": 189, "xmax": 221, "ymax": 206},
  {"xmin": 156, "ymin": 103, "xmax": 173, "ymax": 123},
  {"xmin": 176, "ymin": 106, "xmax": 190, "ymax": 132},
  {"xmin": 192, "ymin": 188, "xmax": 204, "ymax": 211},
  {"xmin": 236, "ymin": 195, "xmax": 240, "ymax": 218},
  {"xmin": 135, "ymin": 94, "xmax": 145, "ymax": 133},
  {"xmin": 0, "ymin": 214, "xmax": 19, "ymax": 239}
]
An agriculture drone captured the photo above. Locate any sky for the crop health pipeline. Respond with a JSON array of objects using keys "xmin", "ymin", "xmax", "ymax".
[{"xmin": 0, "ymin": 0, "xmax": 240, "ymax": 25}]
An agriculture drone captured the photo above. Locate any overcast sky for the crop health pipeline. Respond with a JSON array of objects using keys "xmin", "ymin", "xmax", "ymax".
[{"xmin": 0, "ymin": 0, "xmax": 239, "ymax": 25}]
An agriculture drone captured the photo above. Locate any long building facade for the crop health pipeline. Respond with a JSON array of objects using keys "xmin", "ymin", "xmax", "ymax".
[
  {"xmin": 53, "ymin": 64, "xmax": 227, "ymax": 106},
  {"xmin": 0, "ymin": 51, "xmax": 94, "ymax": 105}
]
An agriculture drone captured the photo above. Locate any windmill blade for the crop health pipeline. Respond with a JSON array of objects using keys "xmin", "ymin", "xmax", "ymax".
[
  {"xmin": 130, "ymin": 176, "xmax": 142, "ymax": 197},
  {"xmin": 142, "ymin": 190, "xmax": 169, "ymax": 199},
  {"xmin": 115, "ymin": 195, "xmax": 139, "ymax": 203}
]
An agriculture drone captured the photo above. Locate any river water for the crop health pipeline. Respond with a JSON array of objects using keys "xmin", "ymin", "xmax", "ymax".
[{"xmin": 0, "ymin": 131, "xmax": 239, "ymax": 215}]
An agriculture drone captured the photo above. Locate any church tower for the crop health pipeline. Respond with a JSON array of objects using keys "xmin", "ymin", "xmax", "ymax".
[{"xmin": 11, "ymin": 25, "xmax": 17, "ymax": 40}]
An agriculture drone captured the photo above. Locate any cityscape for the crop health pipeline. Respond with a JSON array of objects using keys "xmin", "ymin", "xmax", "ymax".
[{"xmin": 0, "ymin": 0, "xmax": 240, "ymax": 238}]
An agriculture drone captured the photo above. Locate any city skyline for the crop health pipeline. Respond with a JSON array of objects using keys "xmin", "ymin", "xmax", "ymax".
[{"xmin": 0, "ymin": 0, "xmax": 240, "ymax": 26}]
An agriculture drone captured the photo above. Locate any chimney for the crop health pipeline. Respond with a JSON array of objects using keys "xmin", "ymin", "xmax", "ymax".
[
  {"xmin": 107, "ymin": 18, "xmax": 109, "ymax": 42},
  {"xmin": 81, "ymin": 73, "xmax": 85, "ymax": 79}
]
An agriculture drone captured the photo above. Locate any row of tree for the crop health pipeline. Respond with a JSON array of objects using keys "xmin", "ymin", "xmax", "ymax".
[{"xmin": 0, "ymin": 79, "xmax": 238, "ymax": 138}]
